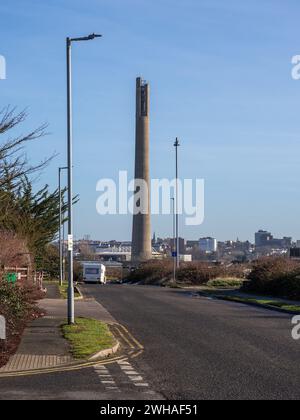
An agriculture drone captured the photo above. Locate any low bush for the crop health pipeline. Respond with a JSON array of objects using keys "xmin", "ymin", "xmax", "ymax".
[
  {"xmin": 127, "ymin": 261, "xmax": 247, "ymax": 286},
  {"xmin": 243, "ymin": 257, "xmax": 300, "ymax": 300},
  {"xmin": 176, "ymin": 263, "xmax": 223, "ymax": 285},
  {"xmin": 126, "ymin": 260, "xmax": 173, "ymax": 285}
]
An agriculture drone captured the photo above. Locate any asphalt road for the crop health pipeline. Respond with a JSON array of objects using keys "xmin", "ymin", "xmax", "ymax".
[{"xmin": 81, "ymin": 284, "xmax": 300, "ymax": 400}]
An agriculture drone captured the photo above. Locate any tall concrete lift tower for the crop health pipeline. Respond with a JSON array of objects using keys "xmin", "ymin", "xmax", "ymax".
[{"xmin": 131, "ymin": 77, "xmax": 152, "ymax": 262}]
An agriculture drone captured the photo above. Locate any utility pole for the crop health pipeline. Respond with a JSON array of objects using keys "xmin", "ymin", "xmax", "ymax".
[
  {"xmin": 174, "ymin": 137, "xmax": 180, "ymax": 269},
  {"xmin": 62, "ymin": 209, "xmax": 66, "ymax": 282},
  {"xmin": 58, "ymin": 167, "xmax": 67, "ymax": 287},
  {"xmin": 171, "ymin": 197, "xmax": 176, "ymax": 282},
  {"xmin": 66, "ymin": 33, "xmax": 102, "ymax": 325}
]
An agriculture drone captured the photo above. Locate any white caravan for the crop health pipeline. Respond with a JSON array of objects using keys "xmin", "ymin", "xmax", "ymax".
[{"xmin": 82, "ymin": 263, "xmax": 106, "ymax": 284}]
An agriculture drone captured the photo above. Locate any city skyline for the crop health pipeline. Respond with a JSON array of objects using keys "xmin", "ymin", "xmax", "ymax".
[
  {"xmin": 1, "ymin": 0, "xmax": 300, "ymax": 241},
  {"xmin": 71, "ymin": 228, "xmax": 297, "ymax": 245}
]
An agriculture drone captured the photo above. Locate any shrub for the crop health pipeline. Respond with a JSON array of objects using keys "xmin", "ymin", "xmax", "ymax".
[
  {"xmin": 243, "ymin": 257, "xmax": 300, "ymax": 300},
  {"xmin": 0, "ymin": 280, "xmax": 43, "ymax": 366},
  {"xmin": 126, "ymin": 260, "xmax": 173, "ymax": 285},
  {"xmin": 176, "ymin": 263, "xmax": 222, "ymax": 285},
  {"xmin": 127, "ymin": 260, "xmax": 247, "ymax": 286}
]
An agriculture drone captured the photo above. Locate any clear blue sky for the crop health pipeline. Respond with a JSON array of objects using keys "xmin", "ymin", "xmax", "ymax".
[{"xmin": 1, "ymin": 0, "xmax": 300, "ymax": 242}]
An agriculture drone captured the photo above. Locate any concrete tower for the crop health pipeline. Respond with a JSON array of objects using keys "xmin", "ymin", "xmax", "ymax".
[{"xmin": 131, "ymin": 77, "xmax": 152, "ymax": 262}]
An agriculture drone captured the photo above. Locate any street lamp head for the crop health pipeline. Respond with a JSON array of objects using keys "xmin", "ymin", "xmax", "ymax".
[
  {"xmin": 174, "ymin": 137, "xmax": 180, "ymax": 147},
  {"xmin": 69, "ymin": 33, "xmax": 103, "ymax": 43},
  {"xmin": 88, "ymin": 33, "xmax": 102, "ymax": 40}
]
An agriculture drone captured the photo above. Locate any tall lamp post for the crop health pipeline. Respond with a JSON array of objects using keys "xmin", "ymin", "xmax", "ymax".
[
  {"xmin": 62, "ymin": 209, "xmax": 66, "ymax": 282},
  {"xmin": 66, "ymin": 33, "xmax": 102, "ymax": 324},
  {"xmin": 174, "ymin": 137, "xmax": 180, "ymax": 269},
  {"xmin": 58, "ymin": 166, "xmax": 67, "ymax": 287},
  {"xmin": 171, "ymin": 197, "xmax": 176, "ymax": 282}
]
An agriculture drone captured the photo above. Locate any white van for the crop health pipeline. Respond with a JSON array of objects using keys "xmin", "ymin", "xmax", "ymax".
[{"xmin": 82, "ymin": 263, "xmax": 106, "ymax": 284}]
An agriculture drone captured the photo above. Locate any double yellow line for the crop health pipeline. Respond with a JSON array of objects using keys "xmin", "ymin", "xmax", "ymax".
[
  {"xmin": 0, "ymin": 323, "xmax": 144, "ymax": 379},
  {"xmin": 113, "ymin": 324, "xmax": 144, "ymax": 351},
  {"xmin": 0, "ymin": 355, "xmax": 127, "ymax": 378}
]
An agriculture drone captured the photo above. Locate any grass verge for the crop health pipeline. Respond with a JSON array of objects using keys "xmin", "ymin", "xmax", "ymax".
[
  {"xmin": 222, "ymin": 296, "xmax": 300, "ymax": 313},
  {"xmin": 62, "ymin": 317, "xmax": 116, "ymax": 359},
  {"xmin": 59, "ymin": 282, "xmax": 81, "ymax": 300},
  {"xmin": 207, "ymin": 278, "xmax": 243, "ymax": 289},
  {"xmin": 201, "ymin": 291, "xmax": 300, "ymax": 314}
]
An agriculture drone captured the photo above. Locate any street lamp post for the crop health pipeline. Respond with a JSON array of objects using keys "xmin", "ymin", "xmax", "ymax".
[
  {"xmin": 58, "ymin": 166, "xmax": 67, "ymax": 287},
  {"xmin": 174, "ymin": 137, "xmax": 180, "ymax": 269},
  {"xmin": 62, "ymin": 210, "xmax": 65, "ymax": 281},
  {"xmin": 171, "ymin": 197, "xmax": 176, "ymax": 282},
  {"xmin": 66, "ymin": 33, "xmax": 102, "ymax": 325}
]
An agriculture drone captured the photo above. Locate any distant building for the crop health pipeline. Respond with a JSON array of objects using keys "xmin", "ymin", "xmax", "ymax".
[
  {"xmin": 291, "ymin": 248, "xmax": 300, "ymax": 259},
  {"xmin": 199, "ymin": 237, "xmax": 217, "ymax": 253},
  {"xmin": 186, "ymin": 240, "xmax": 199, "ymax": 249},
  {"xmin": 180, "ymin": 255, "xmax": 192, "ymax": 262},
  {"xmin": 170, "ymin": 237, "xmax": 185, "ymax": 255},
  {"xmin": 255, "ymin": 230, "xmax": 273, "ymax": 247},
  {"xmin": 255, "ymin": 230, "xmax": 292, "ymax": 249}
]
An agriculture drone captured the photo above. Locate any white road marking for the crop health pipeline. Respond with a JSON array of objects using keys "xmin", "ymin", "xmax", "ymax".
[
  {"xmin": 129, "ymin": 376, "xmax": 144, "ymax": 382},
  {"xmin": 93, "ymin": 366, "xmax": 120, "ymax": 393},
  {"xmin": 96, "ymin": 360, "xmax": 152, "ymax": 393},
  {"xmin": 122, "ymin": 370, "xmax": 139, "ymax": 375}
]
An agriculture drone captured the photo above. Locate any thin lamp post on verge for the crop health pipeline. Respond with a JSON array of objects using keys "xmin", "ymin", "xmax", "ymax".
[
  {"xmin": 62, "ymin": 209, "xmax": 66, "ymax": 282},
  {"xmin": 174, "ymin": 137, "xmax": 180, "ymax": 269},
  {"xmin": 58, "ymin": 166, "xmax": 67, "ymax": 287},
  {"xmin": 171, "ymin": 197, "xmax": 176, "ymax": 282},
  {"xmin": 66, "ymin": 33, "xmax": 102, "ymax": 325}
]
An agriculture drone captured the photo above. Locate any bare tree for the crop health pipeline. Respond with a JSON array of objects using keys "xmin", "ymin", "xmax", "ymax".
[{"xmin": 0, "ymin": 106, "xmax": 50, "ymax": 191}]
